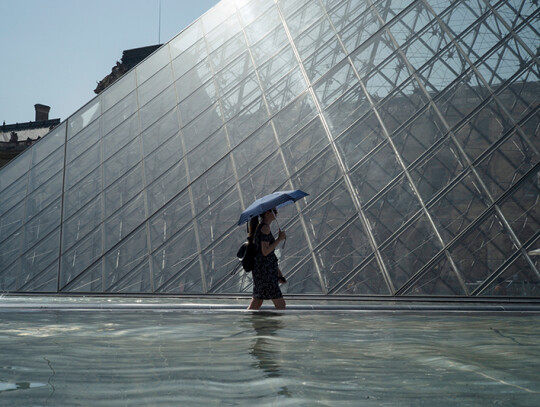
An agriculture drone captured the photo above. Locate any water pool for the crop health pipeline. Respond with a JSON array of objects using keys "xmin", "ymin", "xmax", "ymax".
[{"xmin": 1, "ymin": 298, "xmax": 539, "ymax": 406}]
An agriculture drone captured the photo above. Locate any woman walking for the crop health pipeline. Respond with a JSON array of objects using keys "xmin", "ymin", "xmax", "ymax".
[{"xmin": 247, "ymin": 208, "xmax": 287, "ymax": 310}]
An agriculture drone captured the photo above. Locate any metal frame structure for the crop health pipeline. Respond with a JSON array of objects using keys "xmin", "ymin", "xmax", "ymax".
[{"xmin": 0, "ymin": 0, "xmax": 539, "ymax": 297}]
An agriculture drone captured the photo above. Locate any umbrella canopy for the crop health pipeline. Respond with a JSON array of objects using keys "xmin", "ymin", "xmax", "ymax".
[{"xmin": 237, "ymin": 190, "xmax": 308, "ymax": 225}]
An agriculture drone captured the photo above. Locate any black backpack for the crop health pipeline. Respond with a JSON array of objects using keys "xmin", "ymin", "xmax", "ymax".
[{"xmin": 236, "ymin": 237, "xmax": 256, "ymax": 272}]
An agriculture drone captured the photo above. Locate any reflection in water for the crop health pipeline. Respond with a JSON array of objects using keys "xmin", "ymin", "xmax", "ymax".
[{"xmin": 247, "ymin": 312, "xmax": 291, "ymax": 397}]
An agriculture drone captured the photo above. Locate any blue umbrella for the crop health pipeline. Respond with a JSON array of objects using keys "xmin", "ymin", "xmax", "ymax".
[{"xmin": 237, "ymin": 189, "xmax": 308, "ymax": 225}]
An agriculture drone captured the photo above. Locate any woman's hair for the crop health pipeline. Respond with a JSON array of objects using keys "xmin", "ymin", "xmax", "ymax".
[{"xmin": 248, "ymin": 216, "xmax": 259, "ymax": 239}]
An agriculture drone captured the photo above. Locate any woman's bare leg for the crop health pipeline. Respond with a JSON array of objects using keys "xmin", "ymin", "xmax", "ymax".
[
  {"xmin": 247, "ymin": 298, "xmax": 264, "ymax": 310},
  {"xmin": 271, "ymin": 297, "xmax": 286, "ymax": 310}
]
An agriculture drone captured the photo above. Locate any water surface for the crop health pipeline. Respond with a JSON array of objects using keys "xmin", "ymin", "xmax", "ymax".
[{"xmin": 1, "ymin": 302, "xmax": 539, "ymax": 406}]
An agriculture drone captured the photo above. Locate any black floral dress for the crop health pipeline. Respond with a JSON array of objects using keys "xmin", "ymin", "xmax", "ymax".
[{"xmin": 252, "ymin": 223, "xmax": 283, "ymax": 300}]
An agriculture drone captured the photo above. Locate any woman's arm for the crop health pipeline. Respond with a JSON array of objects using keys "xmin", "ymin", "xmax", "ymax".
[{"xmin": 260, "ymin": 225, "xmax": 286, "ymax": 256}]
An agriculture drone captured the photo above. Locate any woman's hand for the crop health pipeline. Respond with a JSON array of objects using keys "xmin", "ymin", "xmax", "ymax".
[{"xmin": 277, "ymin": 229, "xmax": 287, "ymax": 242}]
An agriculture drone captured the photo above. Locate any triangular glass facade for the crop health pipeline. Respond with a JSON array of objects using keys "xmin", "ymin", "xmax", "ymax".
[{"xmin": 1, "ymin": 0, "xmax": 539, "ymax": 297}]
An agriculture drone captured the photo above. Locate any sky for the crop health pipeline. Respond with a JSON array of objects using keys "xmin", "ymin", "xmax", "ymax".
[{"xmin": 0, "ymin": 0, "xmax": 220, "ymax": 125}]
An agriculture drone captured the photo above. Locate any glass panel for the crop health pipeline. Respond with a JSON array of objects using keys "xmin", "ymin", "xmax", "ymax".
[
  {"xmin": 206, "ymin": 11, "xmax": 243, "ymax": 55},
  {"xmin": 140, "ymin": 108, "xmax": 180, "ymax": 157},
  {"xmin": 19, "ymin": 259, "xmax": 58, "ymax": 292},
  {"xmin": 109, "ymin": 258, "xmax": 152, "ymax": 293},
  {"xmin": 171, "ymin": 37, "xmax": 208, "ymax": 80},
  {"xmin": 62, "ymin": 194, "xmax": 102, "ymax": 252},
  {"xmin": 149, "ymin": 189, "xmax": 192, "ymax": 250},
  {"xmin": 365, "ymin": 177, "xmax": 422, "ymax": 245},
  {"xmin": 495, "ymin": 64, "xmax": 539, "ymax": 124},
  {"xmin": 0, "ymin": 199, "xmax": 25, "ymax": 243},
  {"xmin": 387, "ymin": 1, "xmax": 435, "ymax": 49},
  {"xmin": 151, "ymin": 224, "xmax": 198, "ymax": 290},
  {"xmin": 449, "ymin": 212, "xmax": 516, "ymax": 293},
  {"xmin": 0, "ymin": 173, "xmax": 28, "ymax": 217},
  {"xmin": 391, "ymin": 106, "xmax": 448, "ymax": 165},
  {"xmin": 243, "ymin": 4, "xmax": 281, "ymax": 44},
  {"xmin": 196, "ymin": 195, "xmax": 240, "ymax": 253},
  {"xmin": 257, "ymin": 47, "xmax": 297, "ymax": 92},
  {"xmin": 338, "ymin": 5, "xmax": 382, "ymax": 54},
  {"xmin": 103, "ymin": 137, "xmax": 141, "ymax": 188},
  {"xmin": 203, "ymin": 236, "xmax": 244, "ymax": 293},
  {"xmin": 63, "ymin": 166, "xmax": 102, "ymax": 220},
  {"xmin": 136, "ymin": 45, "xmax": 170, "ymax": 85},
  {"xmin": 139, "ymin": 85, "xmax": 178, "ymax": 131},
  {"xmin": 65, "ymin": 142, "xmax": 101, "ymax": 191},
  {"xmin": 157, "ymin": 260, "xmax": 204, "ymax": 293},
  {"xmin": 138, "ymin": 64, "xmax": 174, "ymax": 107},
  {"xmin": 102, "ymin": 70, "xmax": 136, "ymax": 113},
  {"xmin": 66, "ymin": 118, "xmax": 100, "ymax": 164},
  {"xmin": 458, "ymin": 12, "xmax": 509, "ymax": 66},
  {"xmin": 323, "ymin": 83, "xmax": 371, "ymax": 136},
  {"xmin": 284, "ymin": 258, "xmax": 324, "ymax": 294},
  {"xmin": 169, "ymin": 20, "xmax": 204, "ymax": 60},
  {"xmin": 68, "ymin": 98, "xmax": 100, "ymax": 139},
  {"xmin": 146, "ymin": 159, "xmax": 189, "ymax": 216},
  {"xmin": 302, "ymin": 182, "xmax": 360, "ymax": 249},
  {"xmin": 60, "ymin": 227, "xmax": 102, "ymax": 289},
  {"xmin": 0, "ymin": 229, "xmax": 22, "ymax": 272},
  {"xmin": 313, "ymin": 59, "xmax": 358, "ymax": 109},
  {"xmin": 233, "ymin": 122, "xmax": 277, "ymax": 177},
  {"xmin": 429, "ymin": 173, "xmax": 488, "ymax": 244},
  {"xmin": 324, "ymin": 0, "xmax": 369, "ymax": 32},
  {"xmin": 264, "ymin": 68, "xmax": 307, "ymax": 115},
  {"xmin": 239, "ymin": 152, "xmax": 288, "ymax": 203},
  {"xmin": 381, "ymin": 215, "xmax": 442, "ymax": 291},
  {"xmin": 181, "ymin": 103, "xmax": 223, "ymax": 154},
  {"xmin": 335, "ymin": 112, "xmax": 385, "ymax": 171},
  {"xmin": 22, "ymin": 197, "xmax": 61, "ymax": 253},
  {"xmin": 190, "ymin": 157, "xmax": 236, "ymax": 213},
  {"xmin": 104, "ymin": 163, "xmax": 144, "ymax": 219},
  {"xmin": 0, "ymin": 149, "xmax": 31, "ymax": 194},
  {"xmin": 26, "ymin": 174, "xmax": 63, "ymax": 220},
  {"xmin": 281, "ymin": 117, "xmax": 329, "ymax": 172},
  {"xmin": 29, "ymin": 149, "xmax": 64, "ymax": 196},
  {"xmin": 227, "ymin": 97, "xmax": 269, "ymax": 148},
  {"xmin": 31, "ymin": 121, "xmax": 67, "ymax": 165},
  {"xmin": 178, "ymin": 80, "xmax": 218, "ymax": 126},
  {"xmin": 454, "ymin": 98, "xmax": 515, "ymax": 162},
  {"xmin": 101, "ymin": 90, "xmax": 138, "ymax": 136},
  {"xmin": 104, "ymin": 225, "xmax": 148, "ymax": 289},
  {"xmin": 295, "ymin": 15, "xmax": 336, "ymax": 61},
  {"xmin": 0, "ymin": 260, "xmax": 19, "ymax": 291},
  {"xmin": 285, "ymin": 1, "xmax": 325, "ymax": 39},
  {"xmin": 350, "ymin": 31, "xmax": 396, "ymax": 80},
  {"xmin": 176, "ymin": 60, "xmax": 213, "ymax": 102},
  {"xmin": 499, "ymin": 169, "xmax": 540, "ymax": 245},
  {"xmin": 404, "ymin": 255, "xmax": 466, "ymax": 296},
  {"xmin": 290, "ymin": 147, "xmax": 342, "ymax": 204},
  {"xmin": 21, "ymin": 227, "xmax": 60, "ymax": 284},
  {"xmin": 201, "ymin": 0, "xmax": 237, "ymax": 33},
  {"xmin": 103, "ymin": 112, "xmax": 139, "ymax": 161},
  {"xmin": 304, "ymin": 36, "xmax": 347, "ymax": 82},
  {"xmin": 220, "ymin": 72, "xmax": 262, "ymax": 121},
  {"xmin": 62, "ymin": 260, "xmax": 102, "ymax": 292},
  {"xmin": 250, "ymin": 25, "xmax": 290, "ymax": 67},
  {"xmin": 239, "ymin": 0, "xmax": 275, "ymax": 27},
  {"xmin": 349, "ymin": 143, "xmax": 402, "ymax": 205},
  {"xmin": 433, "ymin": 71, "xmax": 485, "ymax": 130},
  {"xmin": 476, "ymin": 131, "xmax": 539, "ymax": 201},
  {"xmin": 208, "ymin": 32, "xmax": 248, "ymax": 71},
  {"xmin": 187, "ymin": 128, "xmax": 229, "ymax": 182},
  {"xmin": 144, "ymin": 131, "xmax": 183, "ymax": 185},
  {"xmin": 104, "ymin": 192, "xmax": 145, "ymax": 252},
  {"xmin": 333, "ymin": 257, "xmax": 390, "ymax": 295},
  {"xmin": 410, "ymin": 139, "xmax": 467, "ymax": 203},
  {"xmin": 215, "ymin": 51, "xmax": 253, "ymax": 95},
  {"xmin": 481, "ymin": 254, "xmax": 540, "ymax": 297}
]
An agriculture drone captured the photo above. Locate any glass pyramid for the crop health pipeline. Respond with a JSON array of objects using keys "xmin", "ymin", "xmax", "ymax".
[{"xmin": 1, "ymin": 0, "xmax": 539, "ymax": 297}]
